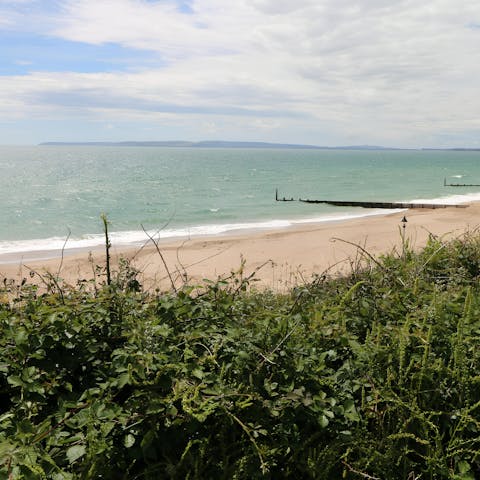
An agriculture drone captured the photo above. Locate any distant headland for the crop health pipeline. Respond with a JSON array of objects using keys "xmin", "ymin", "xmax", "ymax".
[
  {"xmin": 39, "ymin": 141, "xmax": 395, "ymax": 149},
  {"xmin": 38, "ymin": 141, "xmax": 480, "ymax": 151}
]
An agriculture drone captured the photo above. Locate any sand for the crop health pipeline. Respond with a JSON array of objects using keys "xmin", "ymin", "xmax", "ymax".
[{"xmin": 1, "ymin": 204, "xmax": 479, "ymax": 292}]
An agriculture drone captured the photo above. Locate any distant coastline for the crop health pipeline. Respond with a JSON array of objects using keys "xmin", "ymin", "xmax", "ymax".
[
  {"xmin": 39, "ymin": 140, "xmax": 400, "ymax": 150},
  {"xmin": 38, "ymin": 140, "xmax": 480, "ymax": 151}
]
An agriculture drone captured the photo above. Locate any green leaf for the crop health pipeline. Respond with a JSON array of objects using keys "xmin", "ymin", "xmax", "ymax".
[
  {"xmin": 14, "ymin": 330, "xmax": 28, "ymax": 345},
  {"xmin": 17, "ymin": 419, "xmax": 34, "ymax": 434},
  {"xmin": 66, "ymin": 445, "xmax": 86, "ymax": 464},
  {"xmin": 124, "ymin": 434, "xmax": 136, "ymax": 448},
  {"xmin": 152, "ymin": 323, "xmax": 172, "ymax": 337},
  {"xmin": 53, "ymin": 473, "xmax": 74, "ymax": 480},
  {"xmin": 7, "ymin": 375, "xmax": 23, "ymax": 387},
  {"xmin": 0, "ymin": 412, "xmax": 14, "ymax": 424},
  {"xmin": 0, "ymin": 440, "xmax": 18, "ymax": 458},
  {"xmin": 117, "ymin": 372, "xmax": 131, "ymax": 389},
  {"xmin": 343, "ymin": 399, "xmax": 355, "ymax": 412},
  {"xmin": 457, "ymin": 460, "xmax": 471, "ymax": 474},
  {"xmin": 319, "ymin": 415, "xmax": 329, "ymax": 428},
  {"xmin": 101, "ymin": 421, "xmax": 115, "ymax": 436}
]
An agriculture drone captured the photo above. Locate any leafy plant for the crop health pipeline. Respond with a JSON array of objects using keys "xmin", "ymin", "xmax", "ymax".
[{"xmin": 0, "ymin": 234, "xmax": 479, "ymax": 478}]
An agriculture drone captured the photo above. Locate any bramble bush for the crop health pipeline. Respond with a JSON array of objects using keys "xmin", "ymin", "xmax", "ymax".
[{"xmin": 1, "ymin": 233, "xmax": 480, "ymax": 479}]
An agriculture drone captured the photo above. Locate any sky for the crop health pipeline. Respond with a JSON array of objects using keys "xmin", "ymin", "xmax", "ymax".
[{"xmin": 0, "ymin": 0, "xmax": 479, "ymax": 147}]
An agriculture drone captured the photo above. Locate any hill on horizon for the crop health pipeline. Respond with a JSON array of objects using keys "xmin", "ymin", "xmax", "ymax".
[{"xmin": 39, "ymin": 140, "xmax": 399, "ymax": 150}]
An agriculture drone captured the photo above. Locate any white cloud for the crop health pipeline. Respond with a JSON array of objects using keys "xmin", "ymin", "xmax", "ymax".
[
  {"xmin": 1, "ymin": 0, "xmax": 480, "ymax": 146},
  {"xmin": 51, "ymin": 0, "xmax": 242, "ymax": 58}
]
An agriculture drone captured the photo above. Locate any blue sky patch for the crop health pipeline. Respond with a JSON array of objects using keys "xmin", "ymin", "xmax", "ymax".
[
  {"xmin": 0, "ymin": 31, "xmax": 166, "ymax": 75},
  {"xmin": 145, "ymin": 0, "xmax": 194, "ymax": 12}
]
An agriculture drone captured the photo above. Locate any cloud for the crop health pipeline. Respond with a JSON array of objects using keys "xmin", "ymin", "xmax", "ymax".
[
  {"xmin": 50, "ymin": 0, "xmax": 239, "ymax": 59},
  {"xmin": 1, "ymin": 0, "xmax": 480, "ymax": 146}
]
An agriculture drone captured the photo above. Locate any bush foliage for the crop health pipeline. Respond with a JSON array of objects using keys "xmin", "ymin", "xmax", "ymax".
[{"xmin": 1, "ymin": 234, "xmax": 480, "ymax": 479}]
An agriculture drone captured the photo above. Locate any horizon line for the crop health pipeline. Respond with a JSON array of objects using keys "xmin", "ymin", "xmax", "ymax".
[{"xmin": 34, "ymin": 140, "xmax": 480, "ymax": 151}]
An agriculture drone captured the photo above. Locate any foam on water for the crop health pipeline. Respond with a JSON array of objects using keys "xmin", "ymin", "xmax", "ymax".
[
  {"xmin": 407, "ymin": 192, "xmax": 480, "ymax": 204},
  {"xmin": 0, "ymin": 209, "xmax": 428, "ymax": 256},
  {"xmin": 1, "ymin": 192, "xmax": 479, "ymax": 259}
]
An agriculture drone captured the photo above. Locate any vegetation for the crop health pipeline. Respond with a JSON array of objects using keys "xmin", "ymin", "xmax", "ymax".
[{"xmin": 1, "ymin": 232, "xmax": 480, "ymax": 479}]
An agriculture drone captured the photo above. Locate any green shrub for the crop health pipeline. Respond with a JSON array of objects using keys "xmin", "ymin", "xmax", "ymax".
[{"xmin": 1, "ymin": 234, "xmax": 479, "ymax": 479}]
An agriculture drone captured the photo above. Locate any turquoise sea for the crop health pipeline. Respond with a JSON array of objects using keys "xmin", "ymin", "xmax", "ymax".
[{"xmin": 1, "ymin": 145, "xmax": 480, "ymax": 258}]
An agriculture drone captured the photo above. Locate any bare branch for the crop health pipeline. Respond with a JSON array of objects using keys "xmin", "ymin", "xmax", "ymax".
[
  {"xmin": 330, "ymin": 237, "xmax": 385, "ymax": 270},
  {"xmin": 141, "ymin": 224, "xmax": 177, "ymax": 292},
  {"xmin": 131, "ymin": 208, "xmax": 177, "ymax": 262},
  {"xmin": 56, "ymin": 228, "xmax": 71, "ymax": 280}
]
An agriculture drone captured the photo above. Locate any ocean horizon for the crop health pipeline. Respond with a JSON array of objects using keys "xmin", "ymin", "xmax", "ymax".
[{"xmin": 2, "ymin": 145, "xmax": 480, "ymax": 260}]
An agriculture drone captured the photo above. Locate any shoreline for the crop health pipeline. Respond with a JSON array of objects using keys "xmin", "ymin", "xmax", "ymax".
[
  {"xmin": 1, "ymin": 190, "xmax": 479, "ymax": 266},
  {"xmin": 2, "ymin": 204, "xmax": 480, "ymax": 291},
  {"xmin": 0, "ymin": 208, "xmax": 403, "ymax": 264}
]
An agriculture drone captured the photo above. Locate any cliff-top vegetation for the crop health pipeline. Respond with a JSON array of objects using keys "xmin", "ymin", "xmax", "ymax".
[{"xmin": 1, "ymin": 233, "xmax": 479, "ymax": 479}]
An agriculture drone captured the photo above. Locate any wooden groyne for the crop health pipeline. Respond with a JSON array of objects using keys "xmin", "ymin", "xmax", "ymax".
[
  {"xmin": 444, "ymin": 177, "xmax": 480, "ymax": 187},
  {"xmin": 275, "ymin": 189, "xmax": 295, "ymax": 202},
  {"xmin": 275, "ymin": 190, "xmax": 468, "ymax": 209},
  {"xmin": 297, "ymin": 199, "xmax": 468, "ymax": 209}
]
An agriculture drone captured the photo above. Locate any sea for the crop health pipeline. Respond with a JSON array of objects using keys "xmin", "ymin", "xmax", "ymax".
[{"xmin": 1, "ymin": 145, "xmax": 480, "ymax": 260}]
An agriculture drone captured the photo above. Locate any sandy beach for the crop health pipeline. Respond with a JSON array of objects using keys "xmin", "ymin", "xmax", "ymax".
[{"xmin": 1, "ymin": 204, "xmax": 480, "ymax": 292}]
